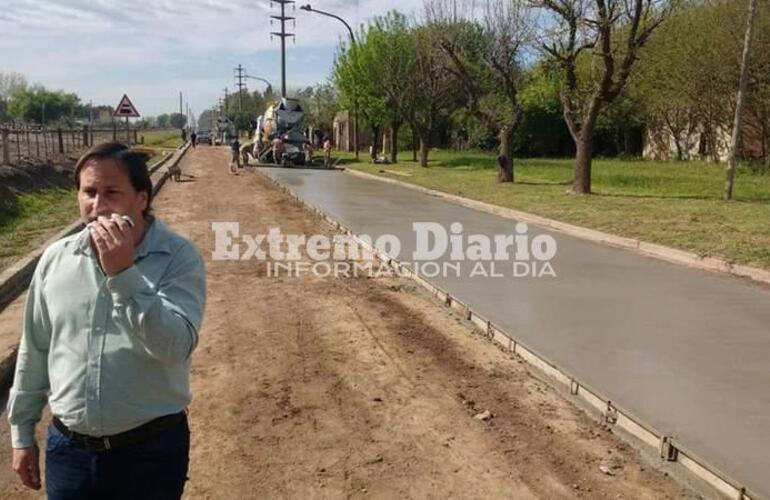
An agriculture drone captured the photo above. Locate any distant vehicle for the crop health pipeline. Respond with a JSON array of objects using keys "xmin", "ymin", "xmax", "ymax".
[{"xmin": 195, "ymin": 130, "xmax": 211, "ymax": 145}]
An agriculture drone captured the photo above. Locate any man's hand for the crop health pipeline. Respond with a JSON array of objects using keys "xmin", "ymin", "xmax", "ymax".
[
  {"xmin": 12, "ymin": 446, "xmax": 41, "ymax": 490},
  {"xmin": 89, "ymin": 214, "xmax": 135, "ymax": 276}
]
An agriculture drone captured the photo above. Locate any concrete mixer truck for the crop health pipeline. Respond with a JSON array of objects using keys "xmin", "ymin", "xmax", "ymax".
[{"xmin": 249, "ymin": 97, "xmax": 310, "ymax": 166}]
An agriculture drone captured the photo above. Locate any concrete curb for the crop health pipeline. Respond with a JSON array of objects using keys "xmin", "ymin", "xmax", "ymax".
[
  {"xmin": 259, "ymin": 168, "xmax": 759, "ymax": 500},
  {"xmin": 345, "ymin": 168, "xmax": 770, "ymax": 287},
  {"xmin": 0, "ymin": 143, "xmax": 190, "ymax": 390}
]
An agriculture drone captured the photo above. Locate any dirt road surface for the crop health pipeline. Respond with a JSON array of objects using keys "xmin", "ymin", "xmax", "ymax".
[{"xmin": 0, "ymin": 147, "xmax": 696, "ymax": 499}]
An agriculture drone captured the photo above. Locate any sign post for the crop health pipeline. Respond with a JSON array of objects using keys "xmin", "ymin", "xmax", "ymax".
[{"xmin": 112, "ymin": 94, "xmax": 140, "ymax": 145}]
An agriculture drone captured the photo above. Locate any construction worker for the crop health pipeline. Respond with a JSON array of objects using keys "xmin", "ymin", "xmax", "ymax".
[
  {"xmin": 271, "ymin": 136, "xmax": 284, "ymax": 165},
  {"xmin": 230, "ymin": 137, "xmax": 241, "ymax": 174},
  {"xmin": 303, "ymin": 141, "xmax": 314, "ymax": 165},
  {"xmin": 323, "ymin": 136, "xmax": 332, "ymax": 168}
]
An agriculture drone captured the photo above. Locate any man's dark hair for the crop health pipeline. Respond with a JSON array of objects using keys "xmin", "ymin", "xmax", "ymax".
[{"xmin": 74, "ymin": 142, "xmax": 153, "ymax": 217}]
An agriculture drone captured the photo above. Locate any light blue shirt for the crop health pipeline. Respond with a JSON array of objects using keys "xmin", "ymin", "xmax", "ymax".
[{"xmin": 7, "ymin": 217, "xmax": 206, "ymax": 448}]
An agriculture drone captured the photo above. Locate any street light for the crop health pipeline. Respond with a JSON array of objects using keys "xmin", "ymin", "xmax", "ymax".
[
  {"xmin": 299, "ymin": 3, "xmax": 359, "ymax": 160},
  {"xmin": 243, "ymin": 74, "xmax": 274, "ymax": 96}
]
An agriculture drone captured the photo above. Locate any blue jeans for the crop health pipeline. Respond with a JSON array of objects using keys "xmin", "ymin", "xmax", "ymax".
[{"xmin": 45, "ymin": 416, "xmax": 189, "ymax": 500}]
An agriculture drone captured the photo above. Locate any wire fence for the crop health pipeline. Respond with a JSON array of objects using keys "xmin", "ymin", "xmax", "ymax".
[{"xmin": 0, "ymin": 124, "xmax": 141, "ymax": 166}]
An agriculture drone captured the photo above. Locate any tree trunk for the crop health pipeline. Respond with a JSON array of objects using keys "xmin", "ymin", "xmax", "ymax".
[
  {"xmin": 497, "ymin": 126, "xmax": 514, "ymax": 183},
  {"xmin": 664, "ymin": 117, "xmax": 684, "ymax": 161},
  {"xmin": 390, "ymin": 122, "xmax": 399, "ymax": 164},
  {"xmin": 761, "ymin": 120, "xmax": 768, "ymax": 163},
  {"xmin": 674, "ymin": 136, "xmax": 684, "ymax": 161},
  {"xmin": 725, "ymin": 0, "xmax": 757, "ymax": 199},
  {"xmin": 572, "ymin": 128, "xmax": 593, "ymax": 194},
  {"xmin": 371, "ymin": 125, "xmax": 380, "ymax": 160},
  {"xmin": 764, "ymin": 120, "xmax": 770, "ymax": 168},
  {"xmin": 419, "ymin": 134, "xmax": 429, "ymax": 168},
  {"xmin": 412, "ymin": 128, "xmax": 418, "ymax": 162}
]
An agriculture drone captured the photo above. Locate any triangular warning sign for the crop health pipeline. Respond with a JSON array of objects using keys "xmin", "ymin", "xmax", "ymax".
[{"xmin": 113, "ymin": 94, "xmax": 140, "ymax": 117}]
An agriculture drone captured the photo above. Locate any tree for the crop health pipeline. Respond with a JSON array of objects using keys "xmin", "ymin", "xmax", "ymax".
[
  {"xmin": 367, "ymin": 11, "xmax": 416, "ymax": 163},
  {"xmin": 515, "ymin": 64, "xmax": 574, "ymax": 157},
  {"xmin": 198, "ymin": 109, "xmax": 218, "ymax": 131},
  {"xmin": 169, "ymin": 113, "xmax": 187, "ymax": 129},
  {"xmin": 156, "ymin": 114, "xmax": 171, "ymax": 128},
  {"xmin": 0, "ymin": 72, "xmax": 27, "ymax": 122},
  {"xmin": 631, "ymin": 2, "xmax": 743, "ymax": 162},
  {"xmin": 426, "ymin": 0, "xmax": 530, "ymax": 182},
  {"xmin": 725, "ymin": 0, "xmax": 759, "ymax": 200},
  {"xmin": 749, "ymin": 4, "xmax": 770, "ymax": 168},
  {"xmin": 409, "ymin": 25, "xmax": 462, "ymax": 167},
  {"xmin": 534, "ymin": 0, "xmax": 673, "ymax": 193},
  {"xmin": 334, "ymin": 28, "xmax": 389, "ymax": 160},
  {"xmin": 7, "ymin": 85, "xmax": 81, "ymax": 125},
  {"xmin": 296, "ymin": 82, "xmax": 340, "ymax": 139}
]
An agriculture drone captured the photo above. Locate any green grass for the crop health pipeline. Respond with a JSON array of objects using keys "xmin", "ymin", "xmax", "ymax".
[
  {"xmin": 0, "ymin": 188, "xmax": 79, "ymax": 273},
  {"xmin": 140, "ymin": 129, "xmax": 183, "ymax": 149},
  {"xmin": 341, "ymin": 150, "xmax": 770, "ymax": 270},
  {"xmin": 0, "ymin": 146, "xmax": 165, "ymax": 273}
]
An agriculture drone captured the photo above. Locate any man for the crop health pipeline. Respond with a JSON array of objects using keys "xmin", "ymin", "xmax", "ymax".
[
  {"xmin": 229, "ymin": 137, "xmax": 241, "ymax": 174},
  {"xmin": 190, "ymin": 131, "xmax": 197, "ymax": 148},
  {"xmin": 271, "ymin": 135, "xmax": 284, "ymax": 165},
  {"xmin": 303, "ymin": 141, "xmax": 314, "ymax": 166},
  {"xmin": 239, "ymin": 140, "xmax": 254, "ymax": 167},
  {"xmin": 323, "ymin": 136, "xmax": 332, "ymax": 168},
  {"xmin": 7, "ymin": 142, "xmax": 207, "ymax": 499}
]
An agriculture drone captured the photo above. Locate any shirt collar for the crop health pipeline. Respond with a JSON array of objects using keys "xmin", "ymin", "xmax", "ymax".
[
  {"xmin": 134, "ymin": 217, "xmax": 172, "ymax": 258},
  {"xmin": 72, "ymin": 216, "xmax": 172, "ymax": 260}
]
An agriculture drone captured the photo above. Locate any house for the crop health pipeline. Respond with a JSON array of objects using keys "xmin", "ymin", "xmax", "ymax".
[{"xmin": 643, "ymin": 110, "xmax": 767, "ymax": 162}]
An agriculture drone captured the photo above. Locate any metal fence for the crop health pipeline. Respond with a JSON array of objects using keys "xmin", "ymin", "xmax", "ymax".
[{"xmin": 0, "ymin": 124, "xmax": 140, "ymax": 166}]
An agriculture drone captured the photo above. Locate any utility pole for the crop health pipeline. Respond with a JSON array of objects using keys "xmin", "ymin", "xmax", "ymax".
[
  {"xmin": 88, "ymin": 100, "xmax": 94, "ymax": 145},
  {"xmin": 223, "ymin": 87, "xmax": 229, "ymax": 115},
  {"xmin": 234, "ymin": 64, "xmax": 246, "ymax": 113},
  {"xmin": 179, "ymin": 91, "xmax": 183, "ymax": 132},
  {"xmin": 270, "ymin": 0, "xmax": 295, "ymax": 98}
]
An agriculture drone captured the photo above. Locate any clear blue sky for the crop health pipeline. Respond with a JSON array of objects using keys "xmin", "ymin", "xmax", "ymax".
[{"xmin": 0, "ymin": 0, "xmax": 423, "ymax": 118}]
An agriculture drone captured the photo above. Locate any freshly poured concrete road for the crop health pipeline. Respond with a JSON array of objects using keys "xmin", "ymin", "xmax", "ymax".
[{"xmin": 257, "ymin": 167, "xmax": 770, "ymax": 496}]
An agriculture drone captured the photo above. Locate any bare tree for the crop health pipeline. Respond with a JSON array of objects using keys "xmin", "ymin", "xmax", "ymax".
[
  {"xmin": 425, "ymin": 0, "xmax": 530, "ymax": 182},
  {"xmin": 533, "ymin": 0, "xmax": 672, "ymax": 193}
]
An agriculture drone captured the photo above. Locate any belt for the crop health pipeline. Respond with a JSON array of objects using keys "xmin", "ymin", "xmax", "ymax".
[{"xmin": 52, "ymin": 411, "xmax": 186, "ymax": 452}]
